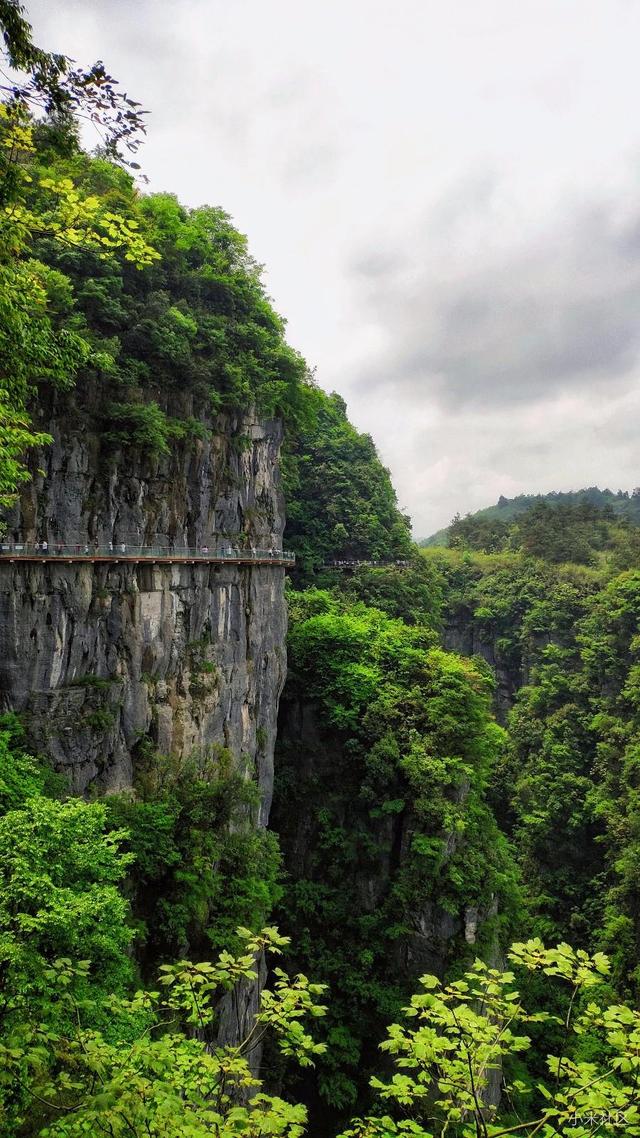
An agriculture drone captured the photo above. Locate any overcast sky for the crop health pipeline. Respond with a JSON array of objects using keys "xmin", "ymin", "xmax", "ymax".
[{"xmin": 30, "ymin": 0, "xmax": 640, "ymax": 535}]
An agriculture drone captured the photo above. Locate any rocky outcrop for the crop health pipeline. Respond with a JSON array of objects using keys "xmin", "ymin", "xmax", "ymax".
[
  {"xmin": 271, "ymin": 690, "xmax": 504, "ymax": 1124},
  {"xmin": 0, "ymin": 404, "xmax": 288, "ymax": 823}
]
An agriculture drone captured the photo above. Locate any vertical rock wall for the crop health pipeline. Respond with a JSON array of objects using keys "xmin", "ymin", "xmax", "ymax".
[
  {"xmin": 441, "ymin": 610, "xmax": 521, "ymax": 721},
  {"xmin": 0, "ymin": 408, "xmax": 288, "ymax": 824}
]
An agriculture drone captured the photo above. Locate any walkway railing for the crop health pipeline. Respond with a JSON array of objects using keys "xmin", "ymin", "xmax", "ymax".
[
  {"xmin": 0, "ymin": 543, "xmax": 295, "ymax": 564},
  {"xmin": 323, "ymin": 559, "xmax": 411, "ymax": 568}
]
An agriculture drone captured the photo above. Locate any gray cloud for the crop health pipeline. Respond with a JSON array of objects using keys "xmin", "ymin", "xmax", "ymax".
[
  {"xmin": 349, "ymin": 250, "xmax": 408, "ymax": 279},
  {"xmin": 352, "ymin": 197, "xmax": 640, "ymax": 408}
]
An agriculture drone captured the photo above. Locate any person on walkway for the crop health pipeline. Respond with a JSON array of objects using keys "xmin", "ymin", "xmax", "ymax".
[
  {"xmin": 84, "ymin": 544, "xmax": 89, "ymax": 555},
  {"xmin": 41, "ymin": 540, "xmax": 48, "ymax": 555},
  {"xmin": 120, "ymin": 542, "xmax": 126, "ymax": 554},
  {"xmin": 108, "ymin": 541, "xmax": 113, "ymax": 554}
]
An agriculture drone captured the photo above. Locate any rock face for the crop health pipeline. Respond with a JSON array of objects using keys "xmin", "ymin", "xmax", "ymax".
[
  {"xmin": 442, "ymin": 608, "xmax": 522, "ymax": 721},
  {"xmin": 0, "ymin": 406, "xmax": 288, "ymax": 825}
]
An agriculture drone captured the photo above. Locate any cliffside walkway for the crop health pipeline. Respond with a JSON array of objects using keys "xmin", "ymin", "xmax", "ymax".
[
  {"xmin": 323, "ymin": 559, "xmax": 411, "ymax": 569},
  {"xmin": 0, "ymin": 544, "xmax": 295, "ymax": 566}
]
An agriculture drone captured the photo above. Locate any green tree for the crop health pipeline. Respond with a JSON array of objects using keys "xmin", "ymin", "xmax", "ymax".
[
  {"xmin": 0, "ymin": 0, "xmax": 147, "ymax": 163},
  {"xmin": 448, "ymin": 512, "xmax": 511, "ymax": 554},
  {"xmin": 1, "ymin": 928, "xmax": 326, "ymax": 1138},
  {"xmin": 105, "ymin": 745, "xmax": 282, "ymax": 967},
  {"xmin": 341, "ymin": 940, "xmax": 640, "ymax": 1138},
  {"xmin": 0, "ymin": 790, "xmax": 137, "ymax": 1132}
]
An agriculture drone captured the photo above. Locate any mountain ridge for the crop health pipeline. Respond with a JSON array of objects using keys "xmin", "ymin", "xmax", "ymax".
[{"xmin": 421, "ymin": 485, "xmax": 640, "ymax": 546}]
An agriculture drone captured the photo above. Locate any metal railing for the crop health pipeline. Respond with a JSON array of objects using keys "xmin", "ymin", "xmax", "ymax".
[
  {"xmin": 323, "ymin": 559, "xmax": 411, "ymax": 568},
  {"xmin": 0, "ymin": 543, "xmax": 295, "ymax": 563}
]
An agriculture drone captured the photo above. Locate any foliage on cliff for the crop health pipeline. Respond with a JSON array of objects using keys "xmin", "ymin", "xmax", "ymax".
[
  {"xmin": 105, "ymin": 745, "xmax": 282, "ymax": 968},
  {"xmin": 8, "ymin": 660, "xmax": 640, "ymax": 1138},
  {"xmin": 425, "ymin": 543, "xmax": 640, "ymax": 1006},
  {"xmin": 0, "ymin": 715, "xmax": 327, "ymax": 1137},
  {"xmin": 283, "ymin": 391, "xmax": 413, "ymax": 573},
  {"xmin": 342, "ymin": 938, "xmax": 640, "ymax": 1138},
  {"xmin": 333, "ymin": 557, "xmax": 443, "ymax": 628},
  {"xmin": 26, "ymin": 163, "xmax": 314, "ymax": 452},
  {"xmin": 0, "ymin": 0, "xmax": 159, "ymax": 508},
  {"xmin": 272, "ymin": 589, "xmax": 520, "ymax": 1117},
  {"xmin": 7, "ymin": 10, "xmax": 640, "ymax": 1138},
  {"xmin": 0, "ymin": 107, "xmax": 156, "ymax": 507}
]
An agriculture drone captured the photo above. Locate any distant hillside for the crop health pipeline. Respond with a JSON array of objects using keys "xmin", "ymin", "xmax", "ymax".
[{"xmin": 421, "ymin": 487, "xmax": 640, "ymax": 547}]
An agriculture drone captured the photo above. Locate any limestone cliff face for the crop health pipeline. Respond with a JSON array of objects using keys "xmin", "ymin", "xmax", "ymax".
[
  {"xmin": 441, "ymin": 610, "xmax": 522, "ymax": 721},
  {"xmin": 0, "ymin": 404, "xmax": 288, "ymax": 826}
]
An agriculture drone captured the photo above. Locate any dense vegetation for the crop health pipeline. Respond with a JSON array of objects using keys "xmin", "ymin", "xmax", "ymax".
[
  {"xmin": 270, "ymin": 485, "xmax": 640, "ymax": 1124},
  {"xmin": 6, "ymin": 717, "xmax": 640, "ymax": 1136},
  {"xmin": 104, "ymin": 745, "xmax": 282, "ymax": 969},
  {"xmin": 420, "ymin": 543, "xmax": 640, "ymax": 997},
  {"xmin": 20, "ymin": 162, "xmax": 315, "ymax": 467},
  {"xmin": 0, "ymin": 0, "xmax": 314, "ymax": 511},
  {"xmin": 273, "ymin": 480, "xmax": 640, "ymax": 1125},
  {"xmin": 282, "ymin": 391, "xmax": 412, "ymax": 574},
  {"xmin": 272, "ymin": 587, "xmax": 518, "ymax": 1121}
]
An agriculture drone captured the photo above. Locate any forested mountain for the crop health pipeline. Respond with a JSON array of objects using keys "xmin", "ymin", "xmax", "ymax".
[
  {"xmin": 423, "ymin": 487, "xmax": 640, "ymax": 552},
  {"xmin": 4, "ymin": 5, "xmax": 640, "ymax": 1138}
]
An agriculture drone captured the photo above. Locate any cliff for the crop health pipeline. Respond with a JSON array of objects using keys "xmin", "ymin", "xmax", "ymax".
[
  {"xmin": 0, "ymin": 400, "xmax": 287, "ymax": 821},
  {"xmin": 269, "ymin": 589, "xmax": 517, "ymax": 1122}
]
